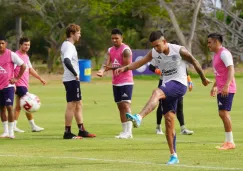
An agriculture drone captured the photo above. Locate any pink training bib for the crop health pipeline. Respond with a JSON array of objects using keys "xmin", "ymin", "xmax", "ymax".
[{"xmin": 109, "ymin": 43, "xmax": 133, "ymax": 85}]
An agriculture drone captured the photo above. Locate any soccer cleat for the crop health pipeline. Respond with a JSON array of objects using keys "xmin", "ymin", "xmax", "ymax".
[
  {"xmin": 115, "ymin": 132, "xmax": 133, "ymax": 139},
  {"xmin": 78, "ymin": 130, "xmax": 96, "ymax": 138},
  {"xmin": 32, "ymin": 125, "xmax": 44, "ymax": 132},
  {"xmin": 167, "ymin": 155, "xmax": 179, "ymax": 165},
  {"xmin": 0, "ymin": 132, "xmax": 9, "ymax": 138},
  {"xmin": 216, "ymin": 142, "xmax": 236, "ymax": 150},
  {"xmin": 156, "ymin": 128, "xmax": 164, "ymax": 135},
  {"xmin": 9, "ymin": 135, "xmax": 15, "ymax": 139},
  {"xmin": 63, "ymin": 132, "xmax": 82, "ymax": 139},
  {"xmin": 14, "ymin": 127, "xmax": 25, "ymax": 133},
  {"xmin": 126, "ymin": 113, "xmax": 141, "ymax": 128},
  {"xmin": 181, "ymin": 128, "xmax": 194, "ymax": 135}
]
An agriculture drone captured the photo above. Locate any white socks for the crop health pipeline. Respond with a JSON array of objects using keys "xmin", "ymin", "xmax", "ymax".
[
  {"xmin": 122, "ymin": 122, "xmax": 126, "ymax": 133},
  {"xmin": 8, "ymin": 122, "xmax": 14, "ymax": 137},
  {"xmin": 126, "ymin": 121, "xmax": 133, "ymax": 134},
  {"xmin": 225, "ymin": 132, "xmax": 234, "ymax": 143},
  {"xmin": 14, "ymin": 120, "xmax": 17, "ymax": 129},
  {"xmin": 121, "ymin": 121, "xmax": 133, "ymax": 134},
  {"xmin": 2, "ymin": 121, "xmax": 8, "ymax": 133},
  {"xmin": 29, "ymin": 119, "xmax": 36, "ymax": 128},
  {"xmin": 180, "ymin": 125, "xmax": 186, "ymax": 131},
  {"xmin": 172, "ymin": 153, "xmax": 177, "ymax": 157}
]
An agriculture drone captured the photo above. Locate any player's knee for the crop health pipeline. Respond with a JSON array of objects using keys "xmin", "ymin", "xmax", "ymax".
[
  {"xmin": 77, "ymin": 101, "xmax": 82, "ymax": 108},
  {"xmin": 152, "ymin": 88, "xmax": 163, "ymax": 99},
  {"xmin": 15, "ymin": 105, "xmax": 21, "ymax": 111}
]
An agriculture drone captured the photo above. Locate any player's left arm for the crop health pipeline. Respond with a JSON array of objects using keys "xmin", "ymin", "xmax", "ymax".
[
  {"xmin": 122, "ymin": 49, "xmax": 131, "ymax": 65},
  {"xmin": 180, "ymin": 47, "xmax": 211, "ymax": 86},
  {"xmin": 29, "ymin": 68, "xmax": 46, "ymax": 85},
  {"xmin": 220, "ymin": 51, "xmax": 235, "ymax": 96}
]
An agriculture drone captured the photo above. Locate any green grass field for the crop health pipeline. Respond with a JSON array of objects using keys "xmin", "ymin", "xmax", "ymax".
[{"xmin": 1, "ymin": 77, "xmax": 243, "ymax": 171}]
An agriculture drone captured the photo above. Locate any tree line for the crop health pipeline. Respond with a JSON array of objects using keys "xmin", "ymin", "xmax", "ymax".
[{"xmin": 0, "ymin": 0, "xmax": 242, "ymax": 72}]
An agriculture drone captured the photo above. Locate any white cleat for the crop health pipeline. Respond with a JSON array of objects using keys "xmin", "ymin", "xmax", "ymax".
[
  {"xmin": 9, "ymin": 135, "xmax": 15, "ymax": 139},
  {"xmin": 115, "ymin": 132, "xmax": 133, "ymax": 139},
  {"xmin": 181, "ymin": 128, "xmax": 194, "ymax": 135},
  {"xmin": 32, "ymin": 125, "xmax": 44, "ymax": 132},
  {"xmin": 0, "ymin": 132, "xmax": 9, "ymax": 138},
  {"xmin": 156, "ymin": 128, "xmax": 164, "ymax": 135},
  {"xmin": 14, "ymin": 127, "xmax": 25, "ymax": 133}
]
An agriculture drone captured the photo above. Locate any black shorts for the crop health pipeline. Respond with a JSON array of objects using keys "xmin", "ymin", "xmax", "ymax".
[
  {"xmin": 113, "ymin": 85, "xmax": 133, "ymax": 103},
  {"xmin": 63, "ymin": 80, "xmax": 82, "ymax": 102},
  {"xmin": 15, "ymin": 86, "xmax": 28, "ymax": 98}
]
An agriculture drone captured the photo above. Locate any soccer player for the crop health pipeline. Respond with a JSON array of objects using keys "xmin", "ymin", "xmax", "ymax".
[
  {"xmin": 61, "ymin": 23, "xmax": 96, "ymax": 139},
  {"xmin": 149, "ymin": 60, "xmax": 194, "ymax": 135},
  {"xmin": 208, "ymin": 33, "xmax": 236, "ymax": 150},
  {"xmin": 96, "ymin": 28, "xmax": 133, "ymax": 139},
  {"xmin": 12, "ymin": 37, "xmax": 46, "ymax": 132},
  {"xmin": 115, "ymin": 31, "xmax": 211, "ymax": 164},
  {"xmin": 0, "ymin": 35, "xmax": 26, "ymax": 138}
]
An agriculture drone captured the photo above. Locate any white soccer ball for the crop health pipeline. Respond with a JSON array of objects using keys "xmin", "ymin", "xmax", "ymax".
[{"xmin": 20, "ymin": 93, "xmax": 41, "ymax": 113}]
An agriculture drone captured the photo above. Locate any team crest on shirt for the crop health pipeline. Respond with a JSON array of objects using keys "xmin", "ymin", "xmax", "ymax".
[
  {"xmin": 112, "ymin": 58, "xmax": 121, "ymax": 68},
  {"xmin": 0, "ymin": 66, "xmax": 7, "ymax": 74},
  {"xmin": 172, "ymin": 55, "xmax": 177, "ymax": 61}
]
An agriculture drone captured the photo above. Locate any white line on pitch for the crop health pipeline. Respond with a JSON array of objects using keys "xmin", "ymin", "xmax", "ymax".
[{"xmin": 0, "ymin": 154, "xmax": 242, "ymax": 170}]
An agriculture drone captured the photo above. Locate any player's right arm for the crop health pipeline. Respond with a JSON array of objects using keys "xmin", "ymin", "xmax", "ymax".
[
  {"xmin": 115, "ymin": 50, "xmax": 152, "ymax": 75},
  {"xmin": 149, "ymin": 60, "xmax": 161, "ymax": 75},
  {"xmin": 97, "ymin": 51, "xmax": 110, "ymax": 77},
  {"xmin": 9, "ymin": 52, "xmax": 26, "ymax": 84},
  {"xmin": 210, "ymin": 81, "xmax": 217, "ymax": 97}
]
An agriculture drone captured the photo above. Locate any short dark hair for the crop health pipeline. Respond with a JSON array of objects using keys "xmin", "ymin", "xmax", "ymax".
[
  {"xmin": 0, "ymin": 35, "xmax": 6, "ymax": 41},
  {"xmin": 66, "ymin": 23, "xmax": 81, "ymax": 38},
  {"xmin": 149, "ymin": 31, "xmax": 164, "ymax": 42},
  {"xmin": 170, "ymin": 40, "xmax": 179, "ymax": 45},
  {"xmin": 208, "ymin": 33, "xmax": 223, "ymax": 43},
  {"xmin": 111, "ymin": 28, "xmax": 123, "ymax": 35},
  {"xmin": 19, "ymin": 37, "xmax": 30, "ymax": 45}
]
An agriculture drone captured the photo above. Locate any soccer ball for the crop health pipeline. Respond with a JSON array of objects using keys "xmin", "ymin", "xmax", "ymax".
[{"xmin": 20, "ymin": 93, "xmax": 41, "ymax": 113}]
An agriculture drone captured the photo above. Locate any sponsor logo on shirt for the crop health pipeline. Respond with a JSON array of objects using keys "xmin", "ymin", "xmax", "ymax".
[
  {"xmin": 112, "ymin": 58, "xmax": 121, "ymax": 68},
  {"xmin": 162, "ymin": 68, "xmax": 178, "ymax": 76}
]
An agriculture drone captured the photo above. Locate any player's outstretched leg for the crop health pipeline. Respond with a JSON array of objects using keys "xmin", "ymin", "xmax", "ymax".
[{"xmin": 126, "ymin": 88, "xmax": 166, "ymax": 128}]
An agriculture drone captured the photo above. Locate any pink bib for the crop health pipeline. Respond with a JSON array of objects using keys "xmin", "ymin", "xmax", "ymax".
[
  {"xmin": 109, "ymin": 44, "xmax": 133, "ymax": 85},
  {"xmin": 15, "ymin": 50, "xmax": 30, "ymax": 88},
  {"xmin": 213, "ymin": 47, "xmax": 236, "ymax": 93},
  {"xmin": 0, "ymin": 49, "xmax": 14, "ymax": 90}
]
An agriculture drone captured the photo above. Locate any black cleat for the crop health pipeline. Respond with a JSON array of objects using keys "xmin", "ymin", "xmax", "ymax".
[
  {"xmin": 78, "ymin": 130, "xmax": 96, "ymax": 138},
  {"xmin": 63, "ymin": 132, "xmax": 82, "ymax": 139}
]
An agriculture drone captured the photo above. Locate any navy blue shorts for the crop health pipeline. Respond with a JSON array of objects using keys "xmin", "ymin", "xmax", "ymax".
[
  {"xmin": 15, "ymin": 86, "xmax": 28, "ymax": 98},
  {"xmin": 63, "ymin": 80, "xmax": 82, "ymax": 102},
  {"xmin": 217, "ymin": 93, "xmax": 234, "ymax": 111},
  {"xmin": 113, "ymin": 85, "xmax": 133, "ymax": 103},
  {"xmin": 159, "ymin": 81, "xmax": 187, "ymax": 114},
  {"xmin": 0, "ymin": 87, "xmax": 15, "ymax": 106}
]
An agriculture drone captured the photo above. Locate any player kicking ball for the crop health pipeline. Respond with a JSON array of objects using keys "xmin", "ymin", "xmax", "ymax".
[{"xmin": 115, "ymin": 31, "xmax": 211, "ymax": 164}]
